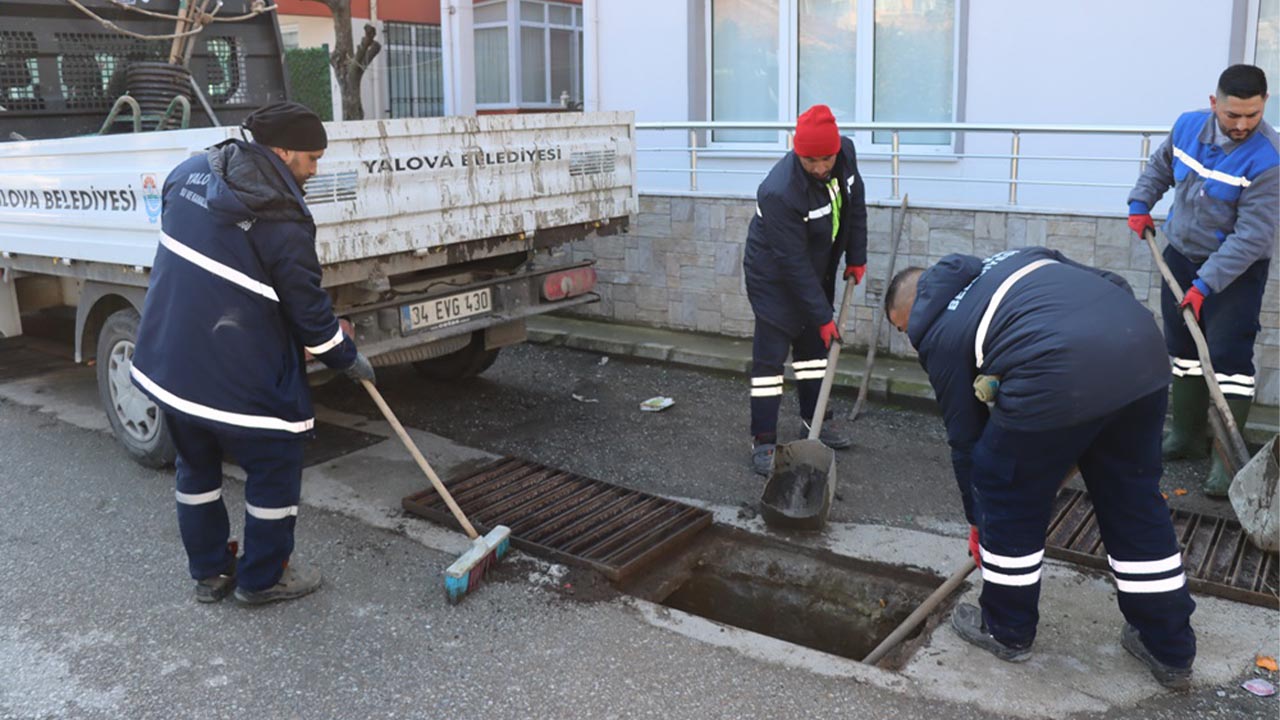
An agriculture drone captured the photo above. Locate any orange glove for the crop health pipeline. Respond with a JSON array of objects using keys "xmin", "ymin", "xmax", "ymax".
[
  {"xmin": 843, "ymin": 264, "xmax": 866, "ymax": 285},
  {"xmin": 818, "ymin": 320, "xmax": 840, "ymax": 350},
  {"xmin": 1180, "ymin": 285, "xmax": 1206, "ymax": 322},
  {"xmin": 968, "ymin": 525, "xmax": 982, "ymax": 568},
  {"xmin": 1127, "ymin": 213, "xmax": 1154, "ymax": 238}
]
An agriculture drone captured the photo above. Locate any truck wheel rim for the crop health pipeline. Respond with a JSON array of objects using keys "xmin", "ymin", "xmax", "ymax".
[{"xmin": 108, "ymin": 340, "xmax": 160, "ymax": 443}]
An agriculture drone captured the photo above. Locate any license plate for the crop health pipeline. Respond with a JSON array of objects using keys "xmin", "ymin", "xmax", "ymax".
[{"xmin": 400, "ymin": 288, "xmax": 492, "ymax": 332}]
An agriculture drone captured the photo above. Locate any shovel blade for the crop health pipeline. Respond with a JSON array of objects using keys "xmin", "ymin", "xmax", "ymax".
[{"xmin": 760, "ymin": 439, "xmax": 837, "ymax": 531}]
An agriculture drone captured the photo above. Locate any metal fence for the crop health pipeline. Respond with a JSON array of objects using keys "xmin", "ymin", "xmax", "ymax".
[{"xmin": 634, "ymin": 121, "xmax": 1171, "ymax": 210}]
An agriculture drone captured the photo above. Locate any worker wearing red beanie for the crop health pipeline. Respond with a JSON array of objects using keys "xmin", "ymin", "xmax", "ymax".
[
  {"xmin": 741, "ymin": 104, "xmax": 869, "ymax": 476},
  {"xmin": 793, "ymin": 104, "xmax": 842, "ymax": 157}
]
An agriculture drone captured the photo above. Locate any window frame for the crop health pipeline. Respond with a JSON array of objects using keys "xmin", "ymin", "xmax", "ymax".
[
  {"xmin": 475, "ymin": 0, "xmax": 584, "ymax": 111},
  {"xmin": 385, "ymin": 21, "xmax": 444, "ymax": 119},
  {"xmin": 705, "ymin": 0, "xmax": 963, "ymax": 155}
]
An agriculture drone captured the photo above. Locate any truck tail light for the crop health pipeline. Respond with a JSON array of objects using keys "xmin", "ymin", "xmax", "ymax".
[{"xmin": 541, "ymin": 266, "xmax": 597, "ymax": 301}]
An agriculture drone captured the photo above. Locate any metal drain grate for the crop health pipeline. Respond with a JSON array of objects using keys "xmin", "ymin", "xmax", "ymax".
[
  {"xmin": 402, "ymin": 457, "xmax": 713, "ymax": 581},
  {"xmin": 1046, "ymin": 488, "xmax": 1278, "ymax": 608}
]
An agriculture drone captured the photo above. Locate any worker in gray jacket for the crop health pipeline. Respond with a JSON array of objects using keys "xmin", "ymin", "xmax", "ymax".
[{"xmin": 1127, "ymin": 64, "xmax": 1278, "ymax": 496}]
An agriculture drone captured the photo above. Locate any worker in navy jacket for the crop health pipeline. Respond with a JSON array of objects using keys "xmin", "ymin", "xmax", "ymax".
[
  {"xmin": 742, "ymin": 104, "xmax": 867, "ymax": 476},
  {"xmin": 884, "ymin": 247, "xmax": 1196, "ymax": 690},
  {"xmin": 131, "ymin": 103, "xmax": 375, "ymax": 606},
  {"xmin": 1127, "ymin": 64, "xmax": 1279, "ymax": 496}
]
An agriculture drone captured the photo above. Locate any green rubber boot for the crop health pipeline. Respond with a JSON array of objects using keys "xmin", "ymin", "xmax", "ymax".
[
  {"xmin": 1162, "ymin": 375, "xmax": 1210, "ymax": 461},
  {"xmin": 1203, "ymin": 396, "xmax": 1252, "ymax": 498}
]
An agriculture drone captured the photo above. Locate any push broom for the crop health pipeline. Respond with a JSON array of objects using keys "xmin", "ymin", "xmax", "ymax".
[{"xmin": 361, "ymin": 379, "xmax": 510, "ymax": 604}]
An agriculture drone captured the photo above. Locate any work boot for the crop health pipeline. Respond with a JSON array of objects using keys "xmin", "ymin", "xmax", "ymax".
[
  {"xmin": 1121, "ymin": 623, "xmax": 1192, "ymax": 690},
  {"xmin": 194, "ymin": 541, "xmax": 238, "ymax": 603},
  {"xmin": 751, "ymin": 440, "xmax": 776, "ymax": 477},
  {"xmin": 950, "ymin": 603, "xmax": 1033, "ymax": 663},
  {"xmin": 1162, "ymin": 376, "xmax": 1209, "ymax": 461},
  {"xmin": 1203, "ymin": 396, "xmax": 1253, "ymax": 497},
  {"xmin": 801, "ymin": 415, "xmax": 853, "ymax": 450},
  {"xmin": 234, "ymin": 562, "xmax": 322, "ymax": 606}
]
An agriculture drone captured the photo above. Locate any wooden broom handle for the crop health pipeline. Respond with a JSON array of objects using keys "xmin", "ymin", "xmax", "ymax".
[{"xmin": 361, "ymin": 379, "xmax": 479, "ymax": 539}]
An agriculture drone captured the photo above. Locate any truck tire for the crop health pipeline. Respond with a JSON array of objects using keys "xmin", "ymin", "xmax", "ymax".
[
  {"xmin": 411, "ymin": 333, "xmax": 500, "ymax": 381},
  {"xmin": 96, "ymin": 309, "xmax": 176, "ymax": 468}
]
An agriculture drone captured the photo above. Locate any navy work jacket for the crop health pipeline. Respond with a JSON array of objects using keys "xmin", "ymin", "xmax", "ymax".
[
  {"xmin": 743, "ymin": 136, "xmax": 868, "ymax": 335},
  {"xmin": 906, "ymin": 247, "xmax": 1169, "ymax": 522},
  {"xmin": 131, "ymin": 141, "xmax": 356, "ymax": 439}
]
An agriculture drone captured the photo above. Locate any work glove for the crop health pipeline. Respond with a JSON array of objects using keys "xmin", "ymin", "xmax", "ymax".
[
  {"xmin": 344, "ymin": 352, "xmax": 376, "ymax": 385},
  {"xmin": 1127, "ymin": 213, "xmax": 1154, "ymax": 238},
  {"xmin": 843, "ymin": 264, "xmax": 866, "ymax": 285},
  {"xmin": 818, "ymin": 320, "xmax": 841, "ymax": 350},
  {"xmin": 968, "ymin": 525, "xmax": 982, "ymax": 568},
  {"xmin": 1180, "ymin": 281, "xmax": 1208, "ymax": 322}
]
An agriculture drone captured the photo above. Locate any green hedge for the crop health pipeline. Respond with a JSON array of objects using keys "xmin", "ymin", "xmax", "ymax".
[{"xmin": 285, "ymin": 46, "xmax": 333, "ymax": 122}]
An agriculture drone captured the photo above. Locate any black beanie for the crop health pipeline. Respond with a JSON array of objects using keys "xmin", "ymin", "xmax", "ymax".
[{"xmin": 242, "ymin": 102, "xmax": 327, "ymax": 151}]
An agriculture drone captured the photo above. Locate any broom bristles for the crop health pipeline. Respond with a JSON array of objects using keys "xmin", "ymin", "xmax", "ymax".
[{"xmin": 444, "ymin": 525, "xmax": 511, "ymax": 604}]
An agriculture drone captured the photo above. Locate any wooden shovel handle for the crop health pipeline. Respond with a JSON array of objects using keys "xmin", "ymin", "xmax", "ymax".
[{"xmin": 1141, "ymin": 230, "xmax": 1250, "ymax": 472}]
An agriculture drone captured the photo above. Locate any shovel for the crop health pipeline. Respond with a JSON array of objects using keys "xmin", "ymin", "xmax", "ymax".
[
  {"xmin": 760, "ymin": 276, "xmax": 857, "ymax": 531},
  {"xmin": 1143, "ymin": 229, "xmax": 1279, "ymax": 551}
]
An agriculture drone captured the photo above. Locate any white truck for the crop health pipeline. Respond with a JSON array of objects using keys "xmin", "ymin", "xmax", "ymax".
[{"xmin": 0, "ymin": 111, "xmax": 636, "ymax": 466}]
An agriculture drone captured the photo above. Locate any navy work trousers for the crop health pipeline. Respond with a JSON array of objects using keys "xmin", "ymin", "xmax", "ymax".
[
  {"xmin": 168, "ymin": 415, "xmax": 306, "ymax": 593},
  {"xmin": 971, "ymin": 389, "xmax": 1196, "ymax": 668},
  {"xmin": 1161, "ymin": 244, "xmax": 1268, "ymax": 399},
  {"xmin": 750, "ymin": 318, "xmax": 827, "ymax": 440}
]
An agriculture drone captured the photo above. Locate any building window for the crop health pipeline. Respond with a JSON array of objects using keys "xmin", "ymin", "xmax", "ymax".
[
  {"xmin": 475, "ymin": 0, "xmax": 584, "ymax": 110},
  {"xmin": 1248, "ymin": 0, "xmax": 1278, "ymax": 124},
  {"xmin": 475, "ymin": 1, "xmax": 510, "ymax": 104},
  {"xmin": 280, "ymin": 25, "xmax": 301, "ymax": 50},
  {"xmin": 710, "ymin": 0, "xmax": 959, "ymax": 148},
  {"xmin": 386, "ymin": 22, "xmax": 444, "ymax": 118},
  {"xmin": 712, "ymin": 0, "xmax": 779, "ymax": 142}
]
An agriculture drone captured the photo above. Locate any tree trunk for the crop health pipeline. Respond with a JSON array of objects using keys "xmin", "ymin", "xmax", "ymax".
[{"xmin": 303, "ymin": 0, "xmax": 382, "ymax": 121}]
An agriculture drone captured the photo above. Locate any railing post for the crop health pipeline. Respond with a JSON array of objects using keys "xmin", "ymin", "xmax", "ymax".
[
  {"xmin": 689, "ymin": 129, "xmax": 698, "ymax": 192},
  {"xmin": 891, "ymin": 130, "xmax": 901, "ymax": 199},
  {"xmin": 1139, "ymin": 133, "xmax": 1151, "ymax": 176},
  {"xmin": 1008, "ymin": 131, "xmax": 1021, "ymax": 205}
]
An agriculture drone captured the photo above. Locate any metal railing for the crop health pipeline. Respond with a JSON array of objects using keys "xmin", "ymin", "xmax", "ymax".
[{"xmin": 634, "ymin": 121, "xmax": 1168, "ymax": 206}]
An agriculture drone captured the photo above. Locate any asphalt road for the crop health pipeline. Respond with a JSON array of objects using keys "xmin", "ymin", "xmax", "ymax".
[
  {"xmin": 0, "ymin": 397, "xmax": 1025, "ymax": 720},
  {"xmin": 1, "ymin": 339, "xmax": 1273, "ymax": 719}
]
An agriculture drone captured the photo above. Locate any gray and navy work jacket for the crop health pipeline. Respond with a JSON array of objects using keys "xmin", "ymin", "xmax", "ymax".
[
  {"xmin": 131, "ymin": 140, "xmax": 356, "ymax": 439},
  {"xmin": 1128, "ymin": 109, "xmax": 1279, "ymax": 294},
  {"xmin": 743, "ymin": 136, "xmax": 868, "ymax": 335},
  {"xmin": 906, "ymin": 247, "xmax": 1169, "ymax": 523}
]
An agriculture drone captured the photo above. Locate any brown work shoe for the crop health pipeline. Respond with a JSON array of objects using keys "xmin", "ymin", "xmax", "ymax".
[{"xmin": 234, "ymin": 563, "xmax": 322, "ymax": 606}]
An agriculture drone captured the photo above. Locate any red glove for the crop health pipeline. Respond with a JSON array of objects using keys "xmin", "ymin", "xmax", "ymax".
[
  {"xmin": 818, "ymin": 320, "xmax": 840, "ymax": 349},
  {"xmin": 968, "ymin": 525, "xmax": 982, "ymax": 568},
  {"xmin": 1180, "ymin": 286, "xmax": 1205, "ymax": 321},
  {"xmin": 1128, "ymin": 213, "xmax": 1154, "ymax": 238},
  {"xmin": 843, "ymin": 264, "xmax": 866, "ymax": 285}
]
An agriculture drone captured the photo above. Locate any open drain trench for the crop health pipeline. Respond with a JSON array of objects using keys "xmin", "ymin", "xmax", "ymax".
[
  {"xmin": 402, "ymin": 457, "xmax": 956, "ymax": 668},
  {"xmin": 402, "ymin": 458, "xmax": 1279, "ymax": 668}
]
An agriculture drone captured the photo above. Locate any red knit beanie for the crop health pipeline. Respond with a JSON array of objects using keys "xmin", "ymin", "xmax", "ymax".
[{"xmin": 794, "ymin": 104, "xmax": 841, "ymax": 157}]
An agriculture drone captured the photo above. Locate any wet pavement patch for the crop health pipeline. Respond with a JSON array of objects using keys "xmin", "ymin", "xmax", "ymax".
[
  {"xmin": 619, "ymin": 526, "xmax": 955, "ymax": 669},
  {"xmin": 0, "ymin": 337, "xmax": 75, "ymax": 381},
  {"xmin": 303, "ymin": 422, "xmax": 387, "ymax": 468}
]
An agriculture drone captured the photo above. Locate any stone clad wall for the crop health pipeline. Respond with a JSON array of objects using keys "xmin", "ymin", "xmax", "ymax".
[{"xmin": 567, "ymin": 194, "xmax": 1280, "ymax": 407}]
